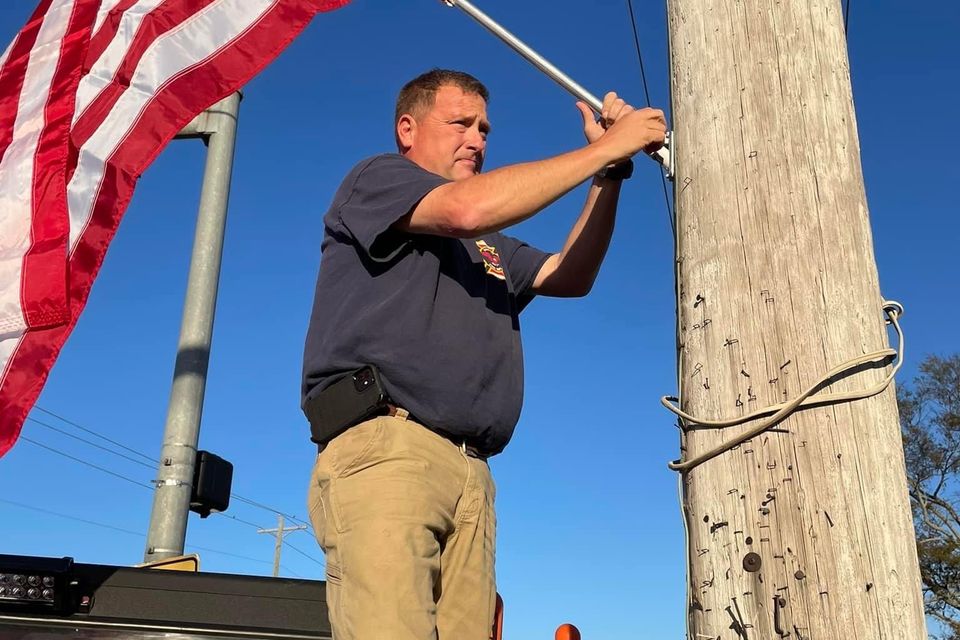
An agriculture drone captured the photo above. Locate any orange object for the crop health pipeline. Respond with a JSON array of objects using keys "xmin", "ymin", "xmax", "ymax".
[
  {"xmin": 555, "ymin": 623, "xmax": 581, "ymax": 640},
  {"xmin": 492, "ymin": 593, "xmax": 504, "ymax": 640}
]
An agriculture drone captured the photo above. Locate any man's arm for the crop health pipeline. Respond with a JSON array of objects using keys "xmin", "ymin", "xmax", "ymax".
[
  {"xmin": 395, "ymin": 97, "xmax": 665, "ymax": 238},
  {"xmin": 531, "ymin": 95, "xmax": 652, "ymax": 297},
  {"xmin": 530, "ymin": 175, "xmax": 621, "ymax": 297}
]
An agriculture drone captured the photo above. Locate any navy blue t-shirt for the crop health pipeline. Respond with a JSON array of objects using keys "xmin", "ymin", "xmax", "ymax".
[{"xmin": 302, "ymin": 154, "xmax": 551, "ymax": 456}]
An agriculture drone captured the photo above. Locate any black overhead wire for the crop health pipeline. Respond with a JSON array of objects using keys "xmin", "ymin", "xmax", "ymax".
[
  {"xmin": 625, "ymin": 0, "xmax": 654, "ymax": 107},
  {"xmin": 31, "ymin": 405, "xmax": 316, "ymax": 532},
  {"xmin": 284, "ymin": 539, "xmax": 326, "ymax": 567},
  {"xmin": 21, "ymin": 436, "xmax": 154, "ymax": 490},
  {"xmin": 283, "ymin": 565, "xmax": 304, "ymax": 578},
  {"xmin": 231, "ymin": 494, "xmax": 314, "ymax": 531},
  {"xmin": 207, "ymin": 516, "xmax": 323, "ymax": 568},
  {"xmin": 0, "ymin": 497, "xmax": 145, "ymax": 537},
  {"xmin": 214, "ymin": 511, "xmax": 269, "ymax": 530},
  {"xmin": 24, "ymin": 407, "xmax": 326, "ymax": 566},
  {"xmin": 625, "ymin": 0, "xmax": 675, "ymax": 238},
  {"xmin": 844, "ymin": 0, "xmax": 851, "ymax": 35},
  {"xmin": 28, "ymin": 416, "xmax": 155, "ymax": 469},
  {"xmin": 16, "ymin": 429, "xmax": 327, "ymax": 568},
  {"xmin": 0, "ymin": 498, "xmax": 275, "ymax": 567},
  {"xmin": 34, "ymin": 406, "xmax": 155, "ymax": 464}
]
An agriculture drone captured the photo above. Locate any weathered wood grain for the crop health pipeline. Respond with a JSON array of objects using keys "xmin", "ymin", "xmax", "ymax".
[{"xmin": 667, "ymin": 0, "xmax": 926, "ymax": 637}]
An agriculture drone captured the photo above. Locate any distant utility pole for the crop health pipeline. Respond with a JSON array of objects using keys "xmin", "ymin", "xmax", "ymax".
[
  {"xmin": 258, "ymin": 515, "xmax": 307, "ymax": 577},
  {"xmin": 666, "ymin": 0, "xmax": 926, "ymax": 638}
]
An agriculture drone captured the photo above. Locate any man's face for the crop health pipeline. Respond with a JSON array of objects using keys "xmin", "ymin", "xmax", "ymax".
[{"xmin": 401, "ymin": 85, "xmax": 490, "ymax": 181}]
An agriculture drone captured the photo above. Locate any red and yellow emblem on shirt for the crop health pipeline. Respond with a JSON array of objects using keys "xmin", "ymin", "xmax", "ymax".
[{"xmin": 475, "ymin": 240, "xmax": 505, "ymax": 281}]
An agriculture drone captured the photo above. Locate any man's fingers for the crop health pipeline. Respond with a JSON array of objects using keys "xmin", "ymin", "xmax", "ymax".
[
  {"xmin": 617, "ymin": 104, "xmax": 635, "ymax": 120},
  {"xmin": 601, "ymin": 91, "xmax": 619, "ymax": 123},
  {"xmin": 607, "ymin": 98, "xmax": 627, "ymax": 123},
  {"xmin": 575, "ymin": 101, "xmax": 593, "ymax": 123}
]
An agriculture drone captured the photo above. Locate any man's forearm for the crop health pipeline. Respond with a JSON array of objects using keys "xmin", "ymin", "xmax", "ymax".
[
  {"xmin": 533, "ymin": 177, "xmax": 620, "ymax": 296},
  {"xmin": 412, "ymin": 144, "xmax": 614, "ymax": 237}
]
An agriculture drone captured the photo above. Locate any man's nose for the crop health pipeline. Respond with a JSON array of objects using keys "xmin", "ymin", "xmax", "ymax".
[{"xmin": 466, "ymin": 127, "xmax": 486, "ymax": 151}]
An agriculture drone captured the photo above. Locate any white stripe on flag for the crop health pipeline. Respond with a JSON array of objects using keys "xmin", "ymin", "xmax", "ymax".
[
  {"xmin": 0, "ymin": 0, "xmax": 351, "ymax": 459},
  {"xmin": 0, "ymin": 0, "xmax": 76, "ymax": 339},
  {"xmin": 68, "ymin": 0, "xmax": 278, "ymax": 251},
  {"xmin": 0, "ymin": 35, "xmax": 14, "ymax": 71},
  {"xmin": 0, "ymin": 332, "xmax": 24, "ymax": 388},
  {"xmin": 75, "ymin": 0, "xmax": 167, "ymax": 126},
  {"xmin": 91, "ymin": 0, "xmax": 135, "ymax": 37}
]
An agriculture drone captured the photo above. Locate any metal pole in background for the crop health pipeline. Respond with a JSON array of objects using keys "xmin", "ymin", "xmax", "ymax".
[{"xmin": 144, "ymin": 93, "xmax": 241, "ymax": 562}]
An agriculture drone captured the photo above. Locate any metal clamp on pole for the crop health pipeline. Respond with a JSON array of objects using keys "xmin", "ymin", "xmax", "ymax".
[{"xmin": 441, "ymin": 0, "xmax": 674, "ymax": 180}]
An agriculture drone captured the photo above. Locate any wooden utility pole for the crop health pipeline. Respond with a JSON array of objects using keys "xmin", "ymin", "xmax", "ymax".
[
  {"xmin": 666, "ymin": 0, "xmax": 926, "ymax": 637},
  {"xmin": 257, "ymin": 515, "xmax": 307, "ymax": 577}
]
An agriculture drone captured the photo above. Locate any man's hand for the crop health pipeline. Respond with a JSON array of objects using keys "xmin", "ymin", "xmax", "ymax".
[
  {"xmin": 576, "ymin": 91, "xmax": 667, "ymax": 162},
  {"xmin": 576, "ymin": 92, "xmax": 632, "ymax": 144}
]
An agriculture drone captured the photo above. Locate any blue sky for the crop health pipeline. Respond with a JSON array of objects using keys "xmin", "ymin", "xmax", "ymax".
[{"xmin": 1, "ymin": 1, "xmax": 958, "ymax": 638}]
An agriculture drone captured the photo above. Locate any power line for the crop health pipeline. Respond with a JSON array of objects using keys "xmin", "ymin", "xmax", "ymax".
[
  {"xmin": 21, "ymin": 436, "xmax": 154, "ymax": 490},
  {"xmin": 213, "ymin": 514, "xmax": 324, "ymax": 570},
  {"xmin": 231, "ymin": 494, "xmax": 314, "ymax": 532},
  {"xmin": 213, "ymin": 511, "xmax": 267, "ymax": 530},
  {"xmin": 624, "ymin": 0, "xmax": 675, "ymax": 238},
  {"xmin": 33, "ymin": 406, "xmax": 313, "ymax": 531},
  {"xmin": 0, "ymin": 498, "xmax": 273, "ymax": 567},
  {"xmin": 625, "ymin": 0, "xmax": 653, "ymax": 106},
  {"xmin": 844, "ymin": 0, "xmax": 851, "ymax": 35},
  {"xmin": 34, "ymin": 406, "xmax": 156, "ymax": 464},
  {"xmin": 18, "ymin": 435, "xmax": 307, "ymax": 560},
  {"xmin": 13, "ymin": 414, "xmax": 326, "ymax": 572},
  {"xmin": 0, "ymin": 497, "xmax": 144, "ymax": 537},
  {"xmin": 185, "ymin": 543, "xmax": 273, "ymax": 566},
  {"xmin": 27, "ymin": 417, "xmax": 155, "ymax": 470},
  {"xmin": 283, "ymin": 539, "xmax": 325, "ymax": 567}
]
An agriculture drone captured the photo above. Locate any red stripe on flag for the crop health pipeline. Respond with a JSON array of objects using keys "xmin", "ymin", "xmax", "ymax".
[
  {"xmin": 0, "ymin": 0, "xmax": 56, "ymax": 166},
  {"xmin": 21, "ymin": 0, "xmax": 100, "ymax": 330},
  {"xmin": 71, "ymin": 0, "xmax": 218, "ymax": 156},
  {"xmin": 85, "ymin": 0, "xmax": 140, "ymax": 69},
  {"xmin": 0, "ymin": 0, "xmax": 352, "ymax": 458}
]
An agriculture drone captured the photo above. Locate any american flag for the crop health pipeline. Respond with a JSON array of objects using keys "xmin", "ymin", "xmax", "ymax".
[{"xmin": 0, "ymin": 0, "xmax": 350, "ymax": 457}]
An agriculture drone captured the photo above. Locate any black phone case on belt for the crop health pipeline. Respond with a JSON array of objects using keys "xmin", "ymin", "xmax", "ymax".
[{"xmin": 304, "ymin": 366, "xmax": 389, "ymax": 444}]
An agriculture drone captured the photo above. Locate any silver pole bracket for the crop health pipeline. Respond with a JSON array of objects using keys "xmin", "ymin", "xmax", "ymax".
[{"xmin": 655, "ymin": 131, "xmax": 675, "ymax": 181}]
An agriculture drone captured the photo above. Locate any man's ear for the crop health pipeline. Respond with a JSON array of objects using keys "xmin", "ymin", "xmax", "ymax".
[{"xmin": 397, "ymin": 114, "xmax": 417, "ymax": 152}]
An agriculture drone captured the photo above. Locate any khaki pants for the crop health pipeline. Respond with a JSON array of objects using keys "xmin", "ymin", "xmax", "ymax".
[{"xmin": 307, "ymin": 414, "xmax": 496, "ymax": 640}]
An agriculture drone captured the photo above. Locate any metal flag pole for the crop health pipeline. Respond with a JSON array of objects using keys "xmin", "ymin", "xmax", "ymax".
[
  {"xmin": 440, "ymin": 0, "xmax": 673, "ymax": 179},
  {"xmin": 144, "ymin": 92, "xmax": 241, "ymax": 563}
]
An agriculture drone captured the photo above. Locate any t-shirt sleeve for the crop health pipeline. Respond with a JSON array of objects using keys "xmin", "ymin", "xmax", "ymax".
[
  {"xmin": 337, "ymin": 155, "xmax": 450, "ymax": 262},
  {"xmin": 495, "ymin": 232, "xmax": 552, "ymax": 310}
]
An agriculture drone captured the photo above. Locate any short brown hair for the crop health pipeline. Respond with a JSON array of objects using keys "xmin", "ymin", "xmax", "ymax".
[{"xmin": 394, "ymin": 69, "xmax": 489, "ymax": 150}]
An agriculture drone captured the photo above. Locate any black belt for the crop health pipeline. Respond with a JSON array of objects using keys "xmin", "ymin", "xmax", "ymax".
[{"xmin": 317, "ymin": 405, "xmax": 488, "ymax": 460}]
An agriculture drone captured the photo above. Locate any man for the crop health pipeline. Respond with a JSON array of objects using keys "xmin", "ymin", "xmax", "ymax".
[{"xmin": 303, "ymin": 69, "xmax": 665, "ymax": 639}]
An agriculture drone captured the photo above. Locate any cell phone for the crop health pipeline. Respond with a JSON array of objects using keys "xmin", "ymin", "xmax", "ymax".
[{"xmin": 304, "ymin": 365, "xmax": 389, "ymax": 444}]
